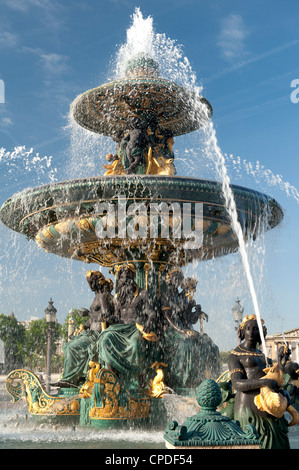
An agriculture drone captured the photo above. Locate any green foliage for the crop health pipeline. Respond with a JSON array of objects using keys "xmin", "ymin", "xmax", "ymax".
[
  {"xmin": 0, "ymin": 313, "xmax": 65, "ymax": 373},
  {"xmin": 51, "ymin": 353, "xmax": 64, "ymax": 373},
  {"xmin": 219, "ymin": 351, "xmax": 231, "ymax": 366},
  {"xmin": 0, "ymin": 313, "xmax": 26, "ymax": 372},
  {"xmin": 0, "ymin": 309, "xmax": 90, "ymax": 373},
  {"xmin": 24, "ymin": 318, "xmax": 62, "ymax": 371}
]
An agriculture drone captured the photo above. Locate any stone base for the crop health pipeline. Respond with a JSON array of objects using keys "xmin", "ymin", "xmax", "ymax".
[{"xmin": 165, "ymin": 442, "xmax": 260, "ymax": 449}]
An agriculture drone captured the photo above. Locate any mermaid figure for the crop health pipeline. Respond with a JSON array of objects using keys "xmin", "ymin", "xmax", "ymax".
[{"xmin": 228, "ymin": 314, "xmax": 293, "ymax": 449}]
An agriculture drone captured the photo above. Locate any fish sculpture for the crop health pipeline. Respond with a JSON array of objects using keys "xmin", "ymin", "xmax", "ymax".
[{"xmin": 254, "ymin": 362, "xmax": 299, "ymax": 426}]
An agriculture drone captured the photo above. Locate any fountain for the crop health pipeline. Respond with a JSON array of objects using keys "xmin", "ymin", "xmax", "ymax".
[{"xmin": 0, "ymin": 9, "xmax": 285, "ymax": 436}]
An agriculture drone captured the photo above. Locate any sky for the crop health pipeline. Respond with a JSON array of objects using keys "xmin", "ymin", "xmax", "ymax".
[{"xmin": 0, "ymin": 0, "xmax": 298, "ymax": 351}]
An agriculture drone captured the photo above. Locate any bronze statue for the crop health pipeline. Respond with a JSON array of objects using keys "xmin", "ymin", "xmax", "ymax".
[
  {"xmin": 96, "ymin": 264, "xmax": 158, "ymax": 385},
  {"xmin": 160, "ymin": 269, "xmax": 211, "ymax": 389},
  {"xmin": 51, "ymin": 271, "xmax": 115, "ymax": 388},
  {"xmin": 103, "ymin": 122, "xmax": 176, "ymax": 176},
  {"xmin": 121, "ymin": 118, "xmax": 149, "ymax": 174},
  {"xmin": 228, "ymin": 314, "xmax": 292, "ymax": 449},
  {"xmin": 278, "ymin": 344, "xmax": 299, "ymax": 381},
  {"xmin": 278, "ymin": 344, "xmax": 299, "ymax": 411},
  {"xmin": 161, "ymin": 269, "xmax": 200, "ymax": 336},
  {"xmin": 102, "ymin": 130, "xmax": 125, "ymax": 175},
  {"xmin": 114, "ymin": 264, "xmax": 155, "ymax": 330},
  {"xmin": 79, "ymin": 271, "xmax": 117, "ymax": 330},
  {"xmin": 161, "ymin": 268, "xmax": 188, "ymax": 335},
  {"xmin": 181, "ymin": 277, "xmax": 208, "ymax": 333},
  {"xmin": 146, "ymin": 128, "xmax": 176, "ymax": 176}
]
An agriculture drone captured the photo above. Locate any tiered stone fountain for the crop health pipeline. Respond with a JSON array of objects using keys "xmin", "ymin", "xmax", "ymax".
[{"xmin": 0, "ymin": 52, "xmax": 283, "ymax": 429}]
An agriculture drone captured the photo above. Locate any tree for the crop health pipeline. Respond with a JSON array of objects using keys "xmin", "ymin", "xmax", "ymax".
[
  {"xmin": 25, "ymin": 318, "xmax": 61, "ymax": 372},
  {"xmin": 0, "ymin": 314, "xmax": 26, "ymax": 373},
  {"xmin": 219, "ymin": 350, "xmax": 231, "ymax": 367},
  {"xmin": 0, "ymin": 310, "xmax": 89, "ymax": 374}
]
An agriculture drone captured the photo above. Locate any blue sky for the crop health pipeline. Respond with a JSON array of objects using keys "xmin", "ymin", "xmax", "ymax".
[{"xmin": 0, "ymin": 0, "xmax": 298, "ymax": 351}]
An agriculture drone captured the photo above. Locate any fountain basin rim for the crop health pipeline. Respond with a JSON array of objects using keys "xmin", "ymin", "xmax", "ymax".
[
  {"xmin": 0, "ymin": 174, "xmax": 282, "ymax": 202},
  {"xmin": 0, "ymin": 174, "xmax": 283, "ymax": 203},
  {"xmin": 0, "ymin": 175, "xmax": 284, "ymax": 235}
]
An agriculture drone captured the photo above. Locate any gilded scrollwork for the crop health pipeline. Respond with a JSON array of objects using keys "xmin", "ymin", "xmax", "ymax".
[
  {"xmin": 6, "ymin": 369, "xmax": 80, "ymax": 416},
  {"xmin": 79, "ymin": 361, "xmax": 102, "ymax": 398}
]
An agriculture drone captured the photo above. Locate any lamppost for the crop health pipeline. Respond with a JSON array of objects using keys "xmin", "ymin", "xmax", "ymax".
[
  {"xmin": 45, "ymin": 298, "xmax": 57, "ymax": 393},
  {"xmin": 232, "ymin": 298, "xmax": 244, "ymax": 343}
]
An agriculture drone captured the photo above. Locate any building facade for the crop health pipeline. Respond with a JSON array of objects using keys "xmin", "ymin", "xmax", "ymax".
[{"xmin": 265, "ymin": 327, "xmax": 299, "ymax": 364}]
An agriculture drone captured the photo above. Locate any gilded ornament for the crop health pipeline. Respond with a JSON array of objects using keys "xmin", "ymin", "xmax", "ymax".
[
  {"xmin": 254, "ymin": 362, "xmax": 299, "ymax": 425},
  {"xmin": 55, "ymin": 220, "xmax": 72, "ymax": 235},
  {"xmin": 166, "ymin": 267, "xmax": 183, "ymax": 283},
  {"xmin": 80, "ymin": 361, "xmax": 102, "ymax": 398},
  {"xmin": 229, "ymin": 368, "xmax": 245, "ymax": 378},
  {"xmin": 136, "ymin": 323, "xmax": 158, "ymax": 342},
  {"xmin": 90, "ymin": 369, "xmax": 150, "ymax": 420},
  {"xmin": 148, "ymin": 362, "xmax": 171, "ymax": 398},
  {"xmin": 239, "ymin": 314, "xmax": 264, "ymax": 330}
]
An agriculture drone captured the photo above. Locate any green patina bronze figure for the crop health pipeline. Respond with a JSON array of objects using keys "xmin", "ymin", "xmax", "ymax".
[
  {"xmin": 51, "ymin": 271, "xmax": 116, "ymax": 388},
  {"xmin": 160, "ymin": 268, "xmax": 219, "ymax": 390},
  {"xmin": 120, "ymin": 118, "xmax": 150, "ymax": 174},
  {"xmin": 96, "ymin": 264, "xmax": 159, "ymax": 389},
  {"xmin": 228, "ymin": 314, "xmax": 298, "ymax": 449},
  {"xmin": 278, "ymin": 344, "xmax": 299, "ymax": 382},
  {"xmin": 278, "ymin": 344, "xmax": 299, "ymax": 412}
]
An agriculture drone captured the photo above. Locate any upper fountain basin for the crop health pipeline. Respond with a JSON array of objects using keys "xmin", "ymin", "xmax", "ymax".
[{"xmin": 70, "ymin": 76, "xmax": 212, "ymax": 138}]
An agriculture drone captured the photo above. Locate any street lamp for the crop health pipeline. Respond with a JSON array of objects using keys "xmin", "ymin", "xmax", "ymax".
[
  {"xmin": 232, "ymin": 298, "xmax": 244, "ymax": 343},
  {"xmin": 45, "ymin": 298, "xmax": 57, "ymax": 393}
]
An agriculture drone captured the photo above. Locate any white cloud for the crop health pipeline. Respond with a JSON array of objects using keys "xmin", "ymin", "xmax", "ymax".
[
  {"xmin": 22, "ymin": 47, "xmax": 71, "ymax": 77},
  {"xmin": 108, "ymin": 0, "xmax": 134, "ymax": 7},
  {"xmin": 207, "ymin": 39, "xmax": 299, "ymax": 82},
  {"xmin": 218, "ymin": 13, "xmax": 249, "ymax": 62},
  {"xmin": 2, "ymin": 0, "xmax": 65, "ymax": 30},
  {"xmin": 0, "ymin": 31, "xmax": 18, "ymax": 49},
  {"xmin": 2, "ymin": 0, "xmax": 52, "ymax": 12},
  {"xmin": 40, "ymin": 52, "xmax": 71, "ymax": 76},
  {"xmin": 1, "ymin": 117, "xmax": 14, "ymax": 127}
]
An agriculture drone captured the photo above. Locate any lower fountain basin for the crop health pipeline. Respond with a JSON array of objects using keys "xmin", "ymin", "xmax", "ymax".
[{"xmin": 0, "ymin": 175, "xmax": 283, "ymax": 267}]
